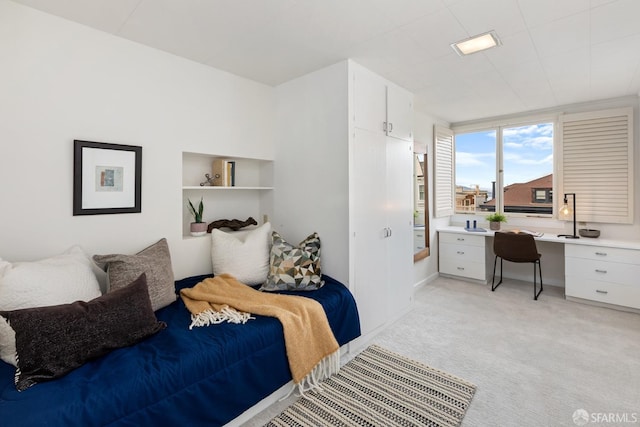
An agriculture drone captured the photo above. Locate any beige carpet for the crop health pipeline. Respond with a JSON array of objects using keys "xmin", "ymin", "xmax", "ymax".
[
  {"xmin": 265, "ymin": 344, "xmax": 475, "ymax": 426},
  {"xmin": 243, "ymin": 276, "xmax": 640, "ymax": 427}
]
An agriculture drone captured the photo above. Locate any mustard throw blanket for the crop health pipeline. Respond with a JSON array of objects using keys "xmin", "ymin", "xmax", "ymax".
[{"xmin": 180, "ymin": 274, "xmax": 340, "ymax": 393}]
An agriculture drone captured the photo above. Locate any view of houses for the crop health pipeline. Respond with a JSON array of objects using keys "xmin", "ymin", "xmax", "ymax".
[{"xmin": 456, "ymin": 174, "xmax": 553, "ymax": 215}]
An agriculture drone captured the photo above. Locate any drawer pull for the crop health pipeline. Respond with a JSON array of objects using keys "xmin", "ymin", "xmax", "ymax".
[
  {"xmin": 594, "ymin": 252, "xmax": 608, "ymax": 256},
  {"xmin": 594, "ymin": 269, "xmax": 607, "ymax": 274},
  {"xmin": 596, "ymin": 289, "xmax": 608, "ymax": 294},
  {"xmin": 457, "ymin": 267, "xmax": 465, "ymax": 271},
  {"xmin": 456, "ymin": 238, "xmax": 465, "ymax": 241},
  {"xmin": 457, "ymin": 251, "xmax": 465, "ymax": 255}
]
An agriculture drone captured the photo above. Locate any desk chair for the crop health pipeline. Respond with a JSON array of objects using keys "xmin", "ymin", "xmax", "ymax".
[{"xmin": 491, "ymin": 232, "xmax": 543, "ymax": 300}]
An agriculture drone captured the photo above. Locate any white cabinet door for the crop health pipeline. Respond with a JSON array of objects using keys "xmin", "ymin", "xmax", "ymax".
[
  {"xmin": 353, "ymin": 67, "xmax": 386, "ymax": 135},
  {"xmin": 385, "ymin": 137, "xmax": 414, "ymax": 314},
  {"xmin": 386, "ymin": 84, "xmax": 413, "ymax": 141},
  {"xmin": 352, "ymin": 128, "xmax": 389, "ymax": 334}
]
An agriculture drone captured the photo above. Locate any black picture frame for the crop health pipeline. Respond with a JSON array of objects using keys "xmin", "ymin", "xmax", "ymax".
[{"xmin": 73, "ymin": 140, "xmax": 142, "ymax": 215}]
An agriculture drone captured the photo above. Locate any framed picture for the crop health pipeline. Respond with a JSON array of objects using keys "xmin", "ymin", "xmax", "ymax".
[{"xmin": 73, "ymin": 140, "xmax": 142, "ymax": 215}]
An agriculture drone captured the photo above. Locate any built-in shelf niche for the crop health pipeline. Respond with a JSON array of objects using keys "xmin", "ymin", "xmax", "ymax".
[{"xmin": 181, "ymin": 152, "xmax": 274, "ymax": 239}]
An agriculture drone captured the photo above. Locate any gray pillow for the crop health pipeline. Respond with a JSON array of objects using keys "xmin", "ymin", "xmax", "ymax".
[
  {"xmin": 93, "ymin": 238, "xmax": 176, "ymax": 311},
  {"xmin": 0, "ymin": 273, "xmax": 166, "ymax": 391}
]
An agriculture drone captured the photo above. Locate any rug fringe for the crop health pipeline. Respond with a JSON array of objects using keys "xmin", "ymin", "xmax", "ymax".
[
  {"xmin": 188, "ymin": 307, "xmax": 254, "ymax": 330},
  {"xmin": 280, "ymin": 349, "xmax": 341, "ymax": 401}
]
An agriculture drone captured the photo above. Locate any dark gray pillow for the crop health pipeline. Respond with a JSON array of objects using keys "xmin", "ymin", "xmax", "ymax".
[
  {"xmin": 0, "ymin": 273, "xmax": 166, "ymax": 391},
  {"xmin": 93, "ymin": 238, "xmax": 176, "ymax": 311}
]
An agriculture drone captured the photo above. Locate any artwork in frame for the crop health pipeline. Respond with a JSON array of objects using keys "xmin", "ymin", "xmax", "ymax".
[{"xmin": 73, "ymin": 140, "xmax": 142, "ymax": 215}]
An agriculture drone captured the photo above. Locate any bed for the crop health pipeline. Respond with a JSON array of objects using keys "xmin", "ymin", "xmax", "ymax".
[{"xmin": 0, "ymin": 273, "xmax": 361, "ymax": 426}]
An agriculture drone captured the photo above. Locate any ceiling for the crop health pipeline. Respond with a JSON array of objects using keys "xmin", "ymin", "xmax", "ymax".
[{"xmin": 12, "ymin": 0, "xmax": 640, "ymax": 123}]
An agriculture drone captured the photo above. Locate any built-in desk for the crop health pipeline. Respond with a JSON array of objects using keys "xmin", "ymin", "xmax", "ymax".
[{"xmin": 437, "ymin": 226, "xmax": 640, "ymax": 312}]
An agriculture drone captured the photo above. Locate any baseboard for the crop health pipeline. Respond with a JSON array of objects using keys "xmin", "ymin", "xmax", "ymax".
[{"xmin": 413, "ymin": 271, "xmax": 439, "ymax": 290}]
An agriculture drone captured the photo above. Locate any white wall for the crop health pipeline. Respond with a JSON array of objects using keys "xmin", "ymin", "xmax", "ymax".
[
  {"xmin": 0, "ymin": 1, "xmax": 275, "ymax": 280},
  {"xmin": 412, "ymin": 111, "xmax": 450, "ymax": 288},
  {"xmin": 273, "ymin": 61, "xmax": 350, "ymax": 284}
]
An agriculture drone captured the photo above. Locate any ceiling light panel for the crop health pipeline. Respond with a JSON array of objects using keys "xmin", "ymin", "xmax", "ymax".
[{"xmin": 451, "ymin": 30, "xmax": 501, "ymax": 56}]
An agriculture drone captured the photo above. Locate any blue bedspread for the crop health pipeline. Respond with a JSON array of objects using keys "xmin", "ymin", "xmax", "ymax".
[{"xmin": 0, "ymin": 274, "xmax": 360, "ymax": 426}]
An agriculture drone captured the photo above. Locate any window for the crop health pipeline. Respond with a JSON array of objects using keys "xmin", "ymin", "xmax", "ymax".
[
  {"xmin": 453, "ymin": 122, "xmax": 553, "ymax": 215},
  {"xmin": 436, "ymin": 107, "xmax": 633, "ymax": 223},
  {"xmin": 454, "ymin": 130, "xmax": 496, "ymax": 214},
  {"xmin": 533, "ymin": 189, "xmax": 552, "ymax": 203}
]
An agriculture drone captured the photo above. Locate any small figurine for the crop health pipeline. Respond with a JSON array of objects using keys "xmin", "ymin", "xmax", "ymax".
[{"xmin": 200, "ymin": 173, "xmax": 220, "ymax": 186}]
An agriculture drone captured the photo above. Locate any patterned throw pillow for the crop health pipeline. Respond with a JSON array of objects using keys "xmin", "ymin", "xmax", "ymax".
[
  {"xmin": 93, "ymin": 238, "xmax": 176, "ymax": 311},
  {"xmin": 260, "ymin": 231, "xmax": 323, "ymax": 291}
]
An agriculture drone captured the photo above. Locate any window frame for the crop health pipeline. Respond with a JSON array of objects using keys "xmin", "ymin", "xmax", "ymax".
[{"xmin": 452, "ymin": 115, "xmax": 557, "ymax": 218}]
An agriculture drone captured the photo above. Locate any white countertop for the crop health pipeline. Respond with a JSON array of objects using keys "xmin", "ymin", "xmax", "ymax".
[{"xmin": 437, "ymin": 225, "xmax": 640, "ymax": 250}]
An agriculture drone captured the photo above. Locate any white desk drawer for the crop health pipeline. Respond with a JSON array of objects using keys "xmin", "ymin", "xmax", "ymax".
[
  {"xmin": 566, "ymin": 244, "xmax": 640, "ymax": 265},
  {"xmin": 440, "ymin": 242, "xmax": 485, "ymax": 262},
  {"xmin": 566, "ymin": 278, "xmax": 640, "ymax": 309},
  {"xmin": 565, "ymin": 257, "xmax": 640, "ymax": 285},
  {"xmin": 439, "ymin": 232, "xmax": 485, "ymax": 247},
  {"xmin": 439, "ymin": 258, "xmax": 485, "ymax": 281}
]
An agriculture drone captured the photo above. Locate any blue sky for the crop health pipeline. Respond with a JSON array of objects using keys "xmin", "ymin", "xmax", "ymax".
[{"xmin": 455, "ymin": 123, "xmax": 553, "ymax": 193}]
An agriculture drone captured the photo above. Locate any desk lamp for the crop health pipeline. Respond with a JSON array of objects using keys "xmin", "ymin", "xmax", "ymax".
[{"xmin": 558, "ymin": 193, "xmax": 579, "ymax": 239}]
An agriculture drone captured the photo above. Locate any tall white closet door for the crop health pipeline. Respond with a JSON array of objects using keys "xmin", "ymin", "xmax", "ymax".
[
  {"xmin": 352, "ymin": 128, "xmax": 388, "ymax": 335},
  {"xmin": 385, "ymin": 138, "xmax": 414, "ymax": 314}
]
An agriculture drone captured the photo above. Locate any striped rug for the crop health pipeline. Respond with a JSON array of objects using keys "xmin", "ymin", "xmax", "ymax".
[{"xmin": 266, "ymin": 344, "xmax": 476, "ymax": 427}]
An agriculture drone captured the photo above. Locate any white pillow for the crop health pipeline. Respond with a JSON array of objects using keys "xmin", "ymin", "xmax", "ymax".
[
  {"xmin": 211, "ymin": 222, "xmax": 271, "ymax": 286},
  {"xmin": 0, "ymin": 246, "xmax": 102, "ymax": 366}
]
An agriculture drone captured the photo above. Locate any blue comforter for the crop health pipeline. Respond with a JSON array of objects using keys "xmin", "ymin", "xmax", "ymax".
[{"xmin": 0, "ymin": 274, "xmax": 360, "ymax": 426}]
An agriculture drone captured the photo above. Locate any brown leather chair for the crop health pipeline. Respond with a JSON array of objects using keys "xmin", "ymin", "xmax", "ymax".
[{"xmin": 491, "ymin": 231, "xmax": 543, "ymax": 300}]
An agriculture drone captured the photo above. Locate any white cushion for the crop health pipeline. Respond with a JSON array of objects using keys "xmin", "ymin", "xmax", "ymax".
[
  {"xmin": 0, "ymin": 246, "xmax": 102, "ymax": 366},
  {"xmin": 211, "ymin": 222, "xmax": 271, "ymax": 286}
]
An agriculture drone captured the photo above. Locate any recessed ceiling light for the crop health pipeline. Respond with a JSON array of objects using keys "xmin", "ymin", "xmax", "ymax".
[{"xmin": 451, "ymin": 31, "xmax": 501, "ymax": 56}]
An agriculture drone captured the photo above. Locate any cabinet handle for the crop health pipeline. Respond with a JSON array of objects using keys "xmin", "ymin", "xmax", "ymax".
[
  {"xmin": 457, "ymin": 267, "xmax": 465, "ymax": 271},
  {"xmin": 389, "ymin": 122, "xmax": 393, "ymax": 132},
  {"xmin": 595, "ymin": 252, "xmax": 607, "ymax": 256},
  {"xmin": 388, "ymin": 228, "xmax": 392, "ymax": 237},
  {"xmin": 596, "ymin": 289, "xmax": 608, "ymax": 294},
  {"xmin": 457, "ymin": 251, "xmax": 465, "ymax": 255},
  {"xmin": 456, "ymin": 238, "xmax": 465, "ymax": 241},
  {"xmin": 382, "ymin": 122, "xmax": 387, "ymax": 132},
  {"xmin": 594, "ymin": 269, "xmax": 607, "ymax": 274}
]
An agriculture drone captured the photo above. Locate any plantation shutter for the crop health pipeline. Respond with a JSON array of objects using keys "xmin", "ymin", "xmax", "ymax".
[
  {"xmin": 434, "ymin": 125, "xmax": 455, "ymax": 217},
  {"xmin": 559, "ymin": 107, "xmax": 633, "ymax": 224}
]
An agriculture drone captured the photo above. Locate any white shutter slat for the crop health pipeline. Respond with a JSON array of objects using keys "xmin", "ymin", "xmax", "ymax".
[
  {"xmin": 434, "ymin": 125, "xmax": 454, "ymax": 217},
  {"xmin": 559, "ymin": 107, "xmax": 633, "ymax": 224}
]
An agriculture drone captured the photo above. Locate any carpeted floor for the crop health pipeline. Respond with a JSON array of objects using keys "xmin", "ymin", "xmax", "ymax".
[{"xmin": 243, "ymin": 276, "xmax": 640, "ymax": 427}]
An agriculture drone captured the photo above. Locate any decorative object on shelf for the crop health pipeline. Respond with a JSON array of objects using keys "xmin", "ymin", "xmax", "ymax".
[
  {"xmin": 207, "ymin": 217, "xmax": 257, "ymax": 233},
  {"xmin": 485, "ymin": 213, "xmax": 507, "ymax": 231},
  {"xmin": 211, "ymin": 159, "xmax": 236, "ymax": 186},
  {"xmin": 558, "ymin": 193, "xmax": 579, "ymax": 239},
  {"xmin": 188, "ymin": 197, "xmax": 207, "ymax": 237},
  {"xmin": 199, "ymin": 173, "xmax": 219, "ymax": 186},
  {"xmin": 73, "ymin": 140, "xmax": 142, "ymax": 215},
  {"xmin": 578, "ymin": 228, "xmax": 600, "ymax": 238}
]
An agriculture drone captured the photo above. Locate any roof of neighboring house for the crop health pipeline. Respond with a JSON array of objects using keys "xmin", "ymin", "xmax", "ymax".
[{"xmin": 484, "ymin": 174, "xmax": 552, "ymax": 207}]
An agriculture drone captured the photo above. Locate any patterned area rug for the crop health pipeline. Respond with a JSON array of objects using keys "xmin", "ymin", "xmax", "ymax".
[{"xmin": 265, "ymin": 344, "xmax": 476, "ymax": 427}]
